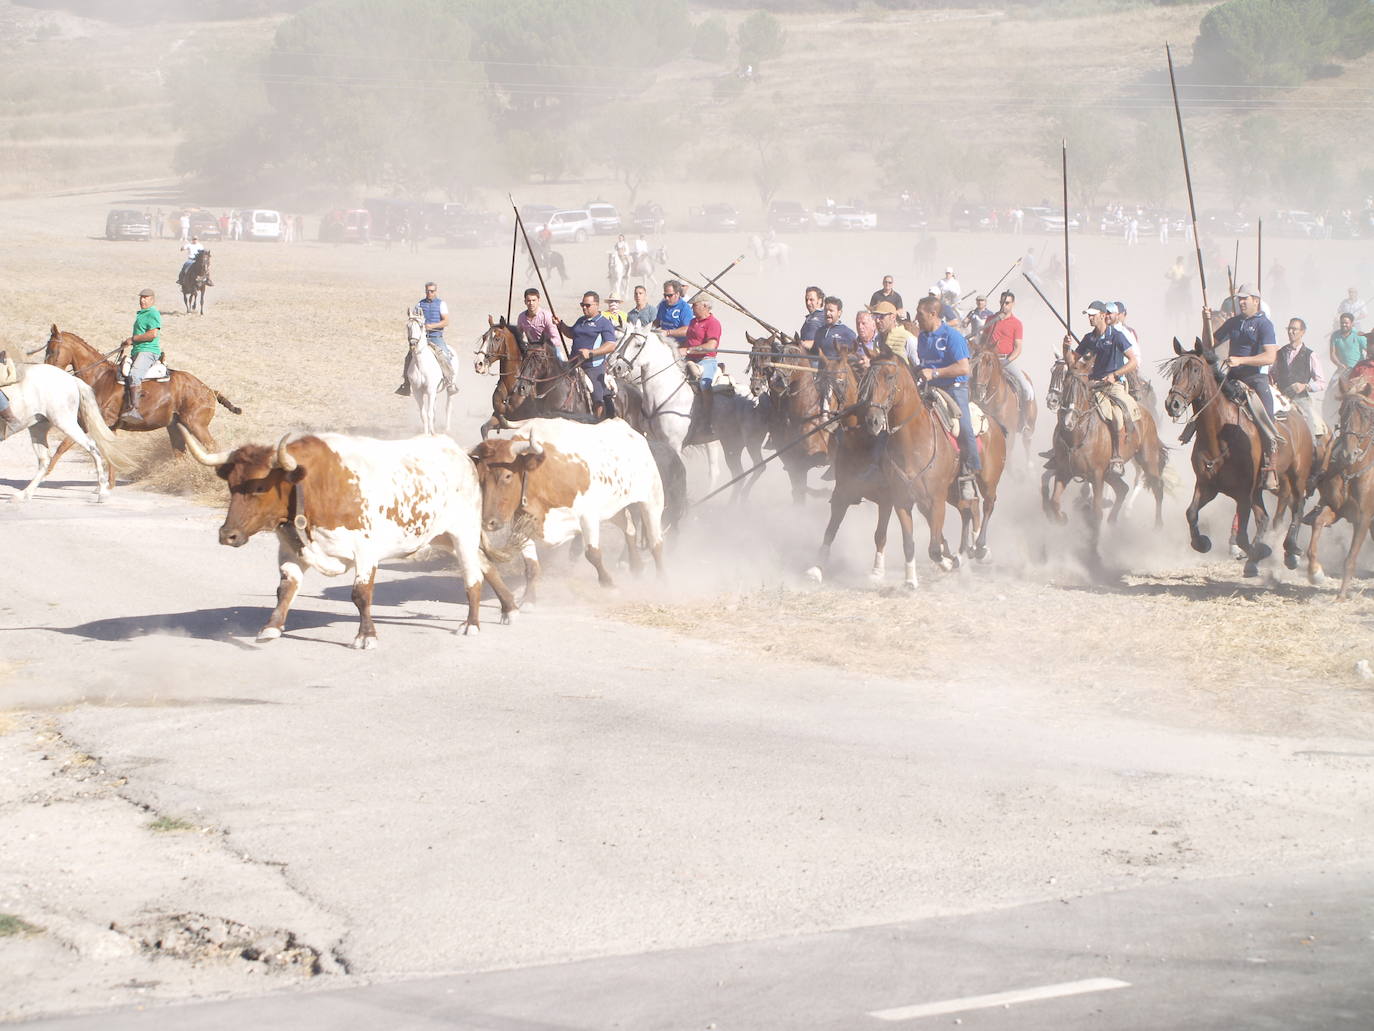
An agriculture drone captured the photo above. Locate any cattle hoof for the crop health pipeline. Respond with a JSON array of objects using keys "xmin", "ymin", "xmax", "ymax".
[
  {"xmin": 351, "ymin": 635, "xmax": 378, "ymax": 650},
  {"xmin": 804, "ymin": 566, "xmax": 823, "ymax": 584},
  {"xmin": 1191, "ymin": 535, "xmax": 1212, "ymax": 554},
  {"xmin": 256, "ymin": 627, "xmax": 282, "ymax": 643},
  {"xmin": 461, "ymin": 622, "xmax": 480, "ymax": 636},
  {"xmin": 1229, "ymin": 543, "xmax": 1246, "ymax": 560}
]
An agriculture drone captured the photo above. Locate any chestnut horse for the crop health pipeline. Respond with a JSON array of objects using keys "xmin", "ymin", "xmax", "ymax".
[
  {"xmin": 747, "ymin": 332, "xmax": 830, "ymax": 504},
  {"xmin": 1042, "ymin": 353, "xmax": 1167, "ymax": 547},
  {"xmin": 805, "ymin": 355, "xmax": 1005, "ymax": 588},
  {"xmin": 475, "ymin": 318, "xmax": 526, "ymax": 437},
  {"xmin": 970, "ymin": 346, "xmax": 1036, "ymax": 468},
  {"xmin": 1163, "ymin": 338, "xmax": 1313, "ymax": 577},
  {"xmin": 40, "ymin": 325, "xmax": 242, "ymax": 486},
  {"xmin": 178, "ymin": 249, "xmax": 211, "ymax": 315},
  {"xmin": 1306, "ymin": 386, "xmax": 1374, "ymax": 598}
]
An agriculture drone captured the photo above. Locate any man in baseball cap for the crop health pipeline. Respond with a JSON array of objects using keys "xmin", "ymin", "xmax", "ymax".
[
  {"xmin": 1203, "ymin": 283, "xmax": 1281, "ymax": 487},
  {"xmin": 1064, "ymin": 299, "xmax": 1139, "ymax": 475}
]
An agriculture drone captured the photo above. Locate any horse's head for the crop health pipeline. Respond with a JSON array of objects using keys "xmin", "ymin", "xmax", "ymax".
[
  {"xmin": 746, "ymin": 332, "xmax": 781, "ymax": 397},
  {"xmin": 1056, "ymin": 361, "xmax": 1094, "ymax": 434},
  {"xmin": 405, "ymin": 306, "xmax": 425, "ymax": 350},
  {"xmin": 1163, "ymin": 336, "xmax": 1210, "ymax": 419},
  {"xmin": 860, "ymin": 358, "xmax": 909, "ymax": 438},
  {"xmin": 1336, "ymin": 384, "xmax": 1374, "ymax": 466},
  {"xmin": 607, "ymin": 324, "xmax": 650, "ymax": 380},
  {"xmin": 35, "ymin": 324, "xmax": 82, "ymax": 368},
  {"xmin": 513, "ymin": 339, "xmax": 550, "ymax": 401},
  {"xmin": 476, "ymin": 317, "xmax": 515, "ymax": 374}
]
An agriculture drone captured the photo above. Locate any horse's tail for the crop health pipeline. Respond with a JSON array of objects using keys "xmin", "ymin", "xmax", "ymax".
[
  {"xmin": 75, "ymin": 381, "xmax": 135, "ymax": 472},
  {"xmin": 213, "ymin": 390, "xmax": 243, "ymax": 415}
]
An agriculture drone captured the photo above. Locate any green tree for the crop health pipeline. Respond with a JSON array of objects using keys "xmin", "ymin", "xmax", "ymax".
[
  {"xmin": 692, "ymin": 17, "xmax": 730, "ymax": 63},
  {"xmin": 1193, "ymin": 0, "xmax": 1374, "ymax": 87},
  {"xmin": 737, "ymin": 11, "xmax": 785, "ymax": 67},
  {"xmin": 1039, "ymin": 110, "xmax": 1122, "ymax": 212}
]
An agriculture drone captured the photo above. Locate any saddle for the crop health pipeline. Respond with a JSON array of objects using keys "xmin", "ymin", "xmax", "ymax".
[
  {"xmin": 684, "ymin": 359, "xmax": 736, "ymax": 395},
  {"xmin": 117, "ymin": 354, "xmax": 170, "ymax": 383},
  {"xmin": 0, "ymin": 353, "xmax": 17, "ymax": 388},
  {"xmin": 928, "ymin": 387, "xmax": 988, "ymax": 439},
  {"xmin": 1091, "ymin": 384, "xmax": 1142, "ymax": 428}
]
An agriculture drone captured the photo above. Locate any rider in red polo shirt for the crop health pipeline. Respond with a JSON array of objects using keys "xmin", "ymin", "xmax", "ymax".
[
  {"xmin": 680, "ymin": 295, "xmax": 722, "ymax": 440},
  {"xmin": 986, "ymin": 290, "xmax": 1033, "ymax": 403}
]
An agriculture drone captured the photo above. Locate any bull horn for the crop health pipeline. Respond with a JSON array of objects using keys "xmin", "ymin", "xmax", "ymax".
[
  {"xmin": 515, "ymin": 431, "xmax": 543, "ymax": 458},
  {"xmin": 182, "ymin": 429, "xmax": 232, "ymax": 467},
  {"xmin": 275, "ymin": 435, "xmax": 298, "ymax": 471}
]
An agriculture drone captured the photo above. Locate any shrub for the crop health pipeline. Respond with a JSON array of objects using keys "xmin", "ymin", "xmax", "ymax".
[
  {"xmin": 692, "ymin": 17, "xmax": 730, "ymax": 62},
  {"xmin": 1194, "ymin": 0, "xmax": 1374, "ymax": 86},
  {"xmin": 737, "ymin": 10, "xmax": 786, "ymax": 66}
]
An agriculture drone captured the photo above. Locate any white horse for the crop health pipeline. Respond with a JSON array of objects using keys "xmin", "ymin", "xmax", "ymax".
[
  {"xmin": 749, "ymin": 233, "xmax": 789, "ymax": 269},
  {"xmin": 607, "ymin": 325, "xmax": 724, "ymax": 484},
  {"xmin": 607, "ymin": 249, "xmax": 630, "ymax": 300},
  {"xmin": 403, "ymin": 307, "xmax": 451, "ymax": 436},
  {"xmin": 1, "ymin": 360, "xmax": 131, "ymax": 502}
]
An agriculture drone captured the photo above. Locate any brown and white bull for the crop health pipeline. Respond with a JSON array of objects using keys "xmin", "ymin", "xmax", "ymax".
[
  {"xmin": 185, "ymin": 431, "xmax": 515, "ymax": 648},
  {"xmin": 469, "ymin": 418, "xmax": 666, "ymax": 607}
]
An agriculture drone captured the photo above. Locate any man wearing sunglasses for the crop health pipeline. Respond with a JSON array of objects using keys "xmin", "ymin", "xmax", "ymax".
[
  {"xmin": 654, "ymin": 280, "xmax": 694, "ymax": 348},
  {"xmin": 555, "ymin": 291, "xmax": 619, "ymax": 420}
]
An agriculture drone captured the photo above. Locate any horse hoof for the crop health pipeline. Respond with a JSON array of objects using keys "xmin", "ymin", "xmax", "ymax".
[
  {"xmin": 901, "ymin": 579, "xmax": 918, "ymax": 592},
  {"xmin": 1055, "ymin": 512, "xmax": 1068, "ymax": 526},
  {"xmin": 1309, "ymin": 569, "xmax": 1327, "ymax": 587},
  {"xmin": 974, "ymin": 546, "xmax": 990, "ymax": 563},
  {"xmin": 804, "ymin": 566, "xmax": 824, "ymax": 584},
  {"xmin": 256, "ymin": 627, "xmax": 282, "ymax": 643},
  {"xmin": 868, "ymin": 570, "xmax": 884, "ymax": 583},
  {"xmin": 1252, "ymin": 542, "xmax": 1273, "ymax": 562},
  {"xmin": 1191, "ymin": 535, "xmax": 1212, "ymax": 554},
  {"xmin": 1284, "ymin": 552, "xmax": 1299, "ymax": 571},
  {"xmin": 350, "ymin": 634, "xmax": 378, "ymax": 650},
  {"xmin": 499, "ymin": 611, "xmax": 516, "ymax": 626},
  {"xmin": 1229, "ymin": 544, "xmax": 1246, "ymax": 560},
  {"xmin": 938, "ymin": 556, "xmax": 956, "ymax": 572},
  {"xmin": 1243, "ymin": 562, "xmax": 1260, "ymax": 579}
]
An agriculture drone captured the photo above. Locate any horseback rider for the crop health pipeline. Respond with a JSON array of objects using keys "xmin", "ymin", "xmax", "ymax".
[
  {"xmin": 0, "ymin": 350, "xmax": 20, "ymax": 434},
  {"xmin": 679, "ymin": 296, "xmax": 723, "ymax": 438},
  {"xmin": 177, "ymin": 235, "xmax": 211, "ymax": 288},
  {"xmin": 654, "ymin": 279, "xmax": 694, "ymax": 348},
  {"xmin": 986, "ymin": 290, "xmax": 1033, "ymax": 404},
  {"xmin": 1203, "ymin": 283, "xmax": 1281, "ymax": 489},
  {"xmin": 910, "ymin": 295, "xmax": 981, "ymax": 500},
  {"xmin": 554, "ymin": 291, "xmax": 619, "ymax": 420},
  {"xmin": 1110, "ymin": 299, "xmax": 1148, "ymax": 399},
  {"xmin": 870, "ymin": 301, "xmax": 913, "ymax": 365},
  {"xmin": 1271, "ymin": 316, "xmax": 1326, "ymax": 442},
  {"xmin": 962, "ymin": 295, "xmax": 995, "ymax": 341},
  {"xmin": 868, "ymin": 275, "xmax": 903, "ymax": 315},
  {"xmin": 517, "ymin": 287, "xmax": 559, "ymax": 356},
  {"xmin": 627, "ymin": 284, "xmax": 655, "ymax": 328},
  {"xmin": 798, "ymin": 286, "xmax": 827, "ymax": 354},
  {"xmin": 395, "ymin": 281, "xmax": 458, "ymax": 397},
  {"xmin": 604, "ymin": 294, "xmax": 627, "ymax": 331},
  {"xmin": 119, "ymin": 288, "xmax": 162, "ymax": 422},
  {"xmin": 813, "ymin": 296, "xmax": 856, "ymax": 361},
  {"xmin": 1064, "ymin": 299, "xmax": 1138, "ymax": 477}
]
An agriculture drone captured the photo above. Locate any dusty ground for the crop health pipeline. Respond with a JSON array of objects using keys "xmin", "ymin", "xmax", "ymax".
[{"xmin": 2, "ymin": 190, "xmax": 1373, "ymax": 1023}]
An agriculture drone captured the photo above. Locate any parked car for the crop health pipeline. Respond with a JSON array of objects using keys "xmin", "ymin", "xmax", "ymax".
[
  {"xmin": 519, "ymin": 204, "xmax": 557, "ymax": 229},
  {"xmin": 632, "ymin": 202, "xmax": 666, "ymax": 234},
  {"xmin": 533, "ymin": 209, "xmax": 593, "ymax": 243},
  {"xmin": 875, "ymin": 204, "xmax": 928, "ymax": 231},
  {"xmin": 688, "ymin": 204, "xmax": 740, "ymax": 232},
  {"xmin": 243, "ymin": 208, "xmax": 282, "ymax": 241},
  {"xmin": 185, "ymin": 209, "xmax": 222, "ymax": 241},
  {"xmin": 585, "ymin": 201, "xmax": 621, "ymax": 235},
  {"xmin": 1199, "ymin": 208, "xmax": 1252, "ymax": 236},
  {"xmin": 444, "ymin": 210, "xmax": 501, "ymax": 248},
  {"xmin": 768, "ymin": 199, "xmax": 810, "ymax": 231},
  {"xmin": 831, "ymin": 205, "xmax": 877, "ymax": 230},
  {"xmin": 105, "ymin": 209, "xmax": 151, "ymax": 241},
  {"xmin": 812, "ymin": 206, "xmax": 836, "ymax": 230},
  {"xmin": 949, "ymin": 203, "xmax": 996, "ymax": 232},
  {"xmin": 320, "ymin": 208, "xmax": 372, "ymax": 243},
  {"xmin": 1024, "ymin": 205, "xmax": 1080, "ymax": 233},
  {"xmin": 1270, "ymin": 209, "xmax": 1322, "ymax": 238}
]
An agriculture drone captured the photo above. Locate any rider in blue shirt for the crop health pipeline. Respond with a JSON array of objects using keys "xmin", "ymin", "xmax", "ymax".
[
  {"xmin": 813, "ymin": 296, "xmax": 857, "ymax": 361},
  {"xmin": 907, "ymin": 295, "xmax": 981, "ymax": 496},
  {"xmin": 1066, "ymin": 299, "xmax": 1139, "ymax": 475},
  {"xmin": 798, "ymin": 286, "xmax": 827, "ymax": 353},
  {"xmin": 1204, "ymin": 283, "xmax": 1280, "ymax": 483},
  {"xmin": 654, "ymin": 280, "xmax": 694, "ymax": 347},
  {"xmin": 555, "ymin": 290, "xmax": 619, "ymax": 420}
]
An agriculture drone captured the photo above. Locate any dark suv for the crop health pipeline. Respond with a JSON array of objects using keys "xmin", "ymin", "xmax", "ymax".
[
  {"xmin": 105, "ymin": 209, "xmax": 152, "ymax": 241},
  {"xmin": 768, "ymin": 200, "xmax": 810, "ymax": 231},
  {"xmin": 445, "ymin": 210, "xmax": 501, "ymax": 247}
]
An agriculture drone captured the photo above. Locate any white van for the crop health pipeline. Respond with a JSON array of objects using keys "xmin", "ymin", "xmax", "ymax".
[{"xmin": 244, "ymin": 208, "xmax": 282, "ymax": 241}]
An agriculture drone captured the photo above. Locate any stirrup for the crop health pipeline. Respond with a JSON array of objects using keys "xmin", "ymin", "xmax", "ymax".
[
  {"xmin": 1109, "ymin": 456, "xmax": 1125, "ymax": 476},
  {"xmin": 394, "ymin": 382, "xmax": 410, "ymax": 397}
]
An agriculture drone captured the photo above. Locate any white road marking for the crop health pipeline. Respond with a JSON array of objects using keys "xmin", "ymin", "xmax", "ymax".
[{"xmin": 869, "ymin": 977, "xmax": 1131, "ymax": 1021}]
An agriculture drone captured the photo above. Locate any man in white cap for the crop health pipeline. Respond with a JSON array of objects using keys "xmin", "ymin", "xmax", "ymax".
[
  {"xmin": 1204, "ymin": 283, "xmax": 1280, "ymax": 488},
  {"xmin": 937, "ymin": 266, "xmax": 960, "ymax": 299},
  {"xmin": 1064, "ymin": 299, "xmax": 1138, "ymax": 476}
]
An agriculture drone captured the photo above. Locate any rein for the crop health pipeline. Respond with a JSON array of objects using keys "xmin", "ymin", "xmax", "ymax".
[{"xmin": 55, "ymin": 342, "xmax": 125, "ymax": 379}]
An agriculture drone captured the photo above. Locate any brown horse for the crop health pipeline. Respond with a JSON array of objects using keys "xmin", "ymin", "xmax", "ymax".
[
  {"xmin": 40, "ymin": 325, "xmax": 241, "ymax": 485},
  {"xmin": 805, "ymin": 356, "xmax": 1005, "ymax": 588},
  {"xmin": 1042, "ymin": 353, "xmax": 1167, "ymax": 546},
  {"xmin": 747, "ymin": 332, "xmax": 830, "ymax": 504},
  {"xmin": 178, "ymin": 250, "xmax": 211, "ymax": 315},
  {"xmin": 1163, "ymin": 338, "xmax": 1314, "ymax": 577},
  {"xmin": 1306, "ymin": 386, "xmax": 1374, "ymax": 598},
  {"xmin": 475, "ymin": 318, "xmax": 526, "ymax": 437},
  {"xmin": 969, "ymin": 345, "xmax": 1036, "ymax": 467}
]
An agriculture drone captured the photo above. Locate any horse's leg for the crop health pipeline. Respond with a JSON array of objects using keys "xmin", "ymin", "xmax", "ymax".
[
  {"xmin": 616, "ymin": 509, "xmax": 644, "ymax": 574},
  {"xmin": 1306, "ymin": 503, "xmax": 1337, "ymax": 587},
  {"xmin": 1282, "ymin": 466, "xmax": 1307, "ymax": 570},
  {"xmin": 958, "ymin": 499, "xmax": 974, "ymax": 556},
  {"xmin": 18, "ymin": 425, "xmax": 54, "ymax": 502},
  {"xmin": 895, "ymin": 505, "xmax": 918, "ymax": 590},
  {"xmin": 1338, "ymin": 509, "xmax": 1372, "ymax": 600},
  {"xmin": 42, "ymin": 436, "xmax": 76, "ymax": 479},
  {"xmin": 805, "ymin": 498, "xmax": 850, "ymax": 584},
  {"xmin": 871, "ymin": 501, "xmax": 891, "ymax": 581},
  {"xmin": 1243, "ymin": 487, "xmax": 1273, "ymax": 577},
  {"xmin": 974, "ymin": 485, "xmax": 997, "ymax": 561},
  {"xmin": 787, "ymin": 461, "xmax": 808, "ymax": 505},
  {"xmin": 1106, "ymin": 468, "xmax": 1130, "ymax": 524},
  {"xmin": 1047, "ymin": 473, "xmax": 1070, "ymax": 525},
  {"xmin": 922, "ymin": 492, "xmax": 955, "ymax": 571},
  {"xmin": 1185, "ymin": 480, "xmax": 1218, "ymax": 553}
]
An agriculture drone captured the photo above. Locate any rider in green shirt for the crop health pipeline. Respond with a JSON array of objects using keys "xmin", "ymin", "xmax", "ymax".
[
  {"xmin": 1330, "ymin": 312, "xmax": 1366, "ymax": 372},
  {"xmin": 120, "ymin": 288, "xmax": 162, "ymax": 421}
]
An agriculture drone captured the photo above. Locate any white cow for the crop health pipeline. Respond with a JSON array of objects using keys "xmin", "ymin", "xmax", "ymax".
[
  {"xmin": 183, "ymin": 431, "xmax": 516, "ymax": 649},
  {"xmin": 468, "ymin": 417, "xmax": 665, "ymax": 607}
]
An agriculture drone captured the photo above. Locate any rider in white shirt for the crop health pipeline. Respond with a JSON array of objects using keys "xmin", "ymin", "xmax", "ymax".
[{"xmin": 937, "ymin": 266, "xmax": 960, "ymax": 299}]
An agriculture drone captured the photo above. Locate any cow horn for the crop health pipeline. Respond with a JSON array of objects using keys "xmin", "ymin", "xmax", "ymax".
[
  {"xmin": 275, "ymin": 435, "xmax": 298, "ymax": 471},
  {"xmin": 182, "ymin": 429, "xmax": 232, "ymax": 467},
  {"xmin": 515, "ymin": 432, "xmax": 544, "ymax": 458}
]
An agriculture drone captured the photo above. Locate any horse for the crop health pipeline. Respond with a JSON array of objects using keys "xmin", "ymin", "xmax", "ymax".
[
  {"xmin": 1305, "ymin": 386, "xmax": 1374, "ymax": 598},
  {"xmin": 970, "ymin": 346, "xmax": 1037, "ymax": 468},
  {"xmin": 178, "ymin": 249, "xmax": 211, "ymax": 315},
  {"xmin": 805, "ymin": 356, "xmax": 1004, "ymax": 587},
  {"xmin": 630, "ymin": 247, "xmax": 657, "ymax": 287},
  {"xmin": 746, "ymin": 332, "xmax": 830, "ymax": 504},
  {"xmin": 475, "ymin": 318, "xmax": 526, "ymax": 438},
  {"xmin": 402, "ymin": 307, "xmax": 452, "ymax": 436},
  {"xmin": 1163, "ymin": 338, "xmax": 1314, "ymax": 577},
  {"xmin": 748, "ymin": 233, "xmax": 789, "ymax": 269},
  {"xmin": 527, "ymin": 242, "xmax": 567, "ymax": 284},
  {"xmin": 38, "ymin": 325, "xmax": 242, "ymax": 487},
  {"xmin": 513, "ymin": 336, "xmax": 592, "ymax": 419},
  {"xmin": 0, "ymin": 359, "xmax": 132, "ymax": 502},
  {"xmin": 607, "ymin": 250, "xmax": 630, "ymax": 300},
  {"xmin": 1042, "ymin": 354, "xmax": 1168, "ymax": 549}
]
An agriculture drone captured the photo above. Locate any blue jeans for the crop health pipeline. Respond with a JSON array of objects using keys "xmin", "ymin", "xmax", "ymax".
[
  {"xmin": 0, "ymin": 389, "xmax": 10, "ymax": 414},
  {"xmin": 942, "ymin": 381, "xmax": 981, "ymax": 472},
  {"xmin": 1229, "ymin": 368, "xmax": 1273, "ymax": 418},
  {"xmin": 693, "ymin": 355, "xmax": 718, "ymax": 388},
  {"xmin": 428, "ymin": 335, "xmax": 454, "ymax": 362},
  {"xmin": 585, "ymin": 362, "xmax": 609, "ymax": 404}
]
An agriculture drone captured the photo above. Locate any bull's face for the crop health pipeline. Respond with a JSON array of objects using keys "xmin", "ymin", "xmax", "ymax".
[
  {"xmin": 469, "ymin": 439, "xmax": 546, "ymax": 534},
  {"xmin": 182, "ymin": 435, "xmax": 303, "ymax": 547}
]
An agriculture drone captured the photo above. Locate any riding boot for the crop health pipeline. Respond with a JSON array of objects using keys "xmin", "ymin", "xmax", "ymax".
[
  {"xmin": 438, "ymin": 352, "xmax": 459, "ymax": 395},
  {"xmin": 1108, "ymin": 425, "xmax": 1125, "ymax": 477},
  {"xmin": 120, "ymin": 383, "xmax": 144, "ymax": 423},
  {"xmin": 1261, "ymin": 443, "xmax": 1278, "ymax": 491},
  {"xmin": 0, "ymin": 406, "xmax": 20, "ymax": 437},
  {"xmin": 395, "ymin": 353, "xmax": 413, "ymax": 397},
  {"xmin": 958, "ymin": 463, "xmax": 980, "ymax": 501}
]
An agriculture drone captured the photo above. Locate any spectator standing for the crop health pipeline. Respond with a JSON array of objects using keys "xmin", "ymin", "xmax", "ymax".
[{"xmin": 868, "ymin": 276, "xmax": 903, "ymax": 314}]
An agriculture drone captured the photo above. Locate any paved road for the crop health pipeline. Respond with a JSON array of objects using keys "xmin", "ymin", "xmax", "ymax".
[{"xmin": 32, "ymin": 864, "xmax": 1374, "ymax": 1029}]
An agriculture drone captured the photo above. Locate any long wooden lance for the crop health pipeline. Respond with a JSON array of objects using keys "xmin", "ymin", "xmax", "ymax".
[
  {"xmin": 671, "ymin": 268, "xmax": 783, "ymax": 338},
  {"xmin": 1022, "ymin": 271, "xmax": 1078, "ymax": 345},
  {"xmin": 668, "ymin": 269, "xmax": 753, "ymax": 320},
  {"xmin": 509, "ymin": 194, "xmax": 568, "ymax": 360},
  {"xmin": 1166, "ymin": 42, "xmax": 1209, "ymax": 313},
  {"xmin": 1233, "ymin": 239, "xmax": 1239, "ymax": 293},
  {"xmin": 962, "ymin": 257, "xmax": 1022, "ymax": 303},
  {"xmin": 1062, "ymin": 138, "xmax": 1072, "ymax": 338},
  {"xmin": 678, "ymin": 255, "xmax": 744, "ymax": 304}
]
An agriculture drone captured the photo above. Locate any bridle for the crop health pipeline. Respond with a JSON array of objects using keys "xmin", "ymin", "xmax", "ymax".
[
  {"xmin": 1164, "ymin": 351, "xmax": 1228, "ymax": 425},
  {"xmin": 1335, "ymin": 392, "xmax": 1374, "ymax": 475},
  {"xmin": 405, "ymin": 310, "xmax": 425, "ymax": 355},
  {"xmin": 474, "ymin": 324, "xmax": 515, "ymax": 375}
]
